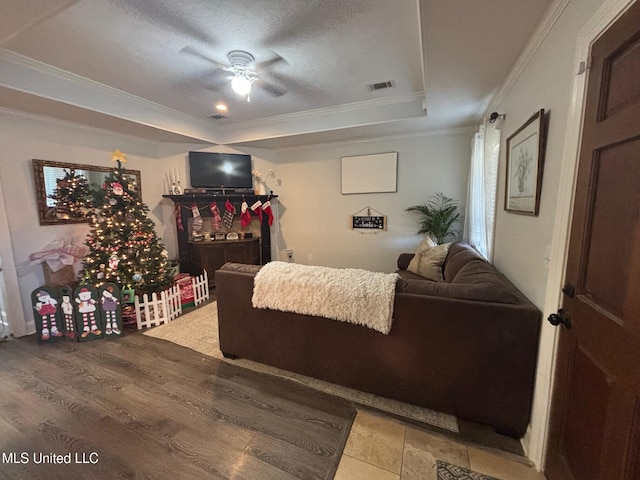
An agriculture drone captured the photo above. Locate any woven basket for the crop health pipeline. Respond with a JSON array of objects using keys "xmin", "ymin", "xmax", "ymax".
[{"xmin": 42, "ymin": 263, "xmax": 77, "ymax": 288}]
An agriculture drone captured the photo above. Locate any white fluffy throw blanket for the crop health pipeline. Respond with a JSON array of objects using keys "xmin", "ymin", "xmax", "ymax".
[{"xmin": 252, "ymin": 261, "xmax": 399, "ymax": 334}]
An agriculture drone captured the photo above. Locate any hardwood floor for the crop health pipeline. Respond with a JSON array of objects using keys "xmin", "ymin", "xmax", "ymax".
[{"xmin": 0, "ymin": 333, "xmax": 355, "ymax": 480}]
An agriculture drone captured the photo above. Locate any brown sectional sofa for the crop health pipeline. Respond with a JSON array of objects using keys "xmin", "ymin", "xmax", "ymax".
[{"xmin": 215, "ymin": 242, "xmax": 541, "ymax": 437}]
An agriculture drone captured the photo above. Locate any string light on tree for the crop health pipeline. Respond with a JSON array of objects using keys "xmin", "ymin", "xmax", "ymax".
[{"xmin": 80, "ymin": 150, "xmax": 173, "ymax": 295}]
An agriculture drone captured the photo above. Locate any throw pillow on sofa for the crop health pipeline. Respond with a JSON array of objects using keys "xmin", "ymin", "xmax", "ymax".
[
  {"xmin": 414, "ymin": 235, "xmax": 437, "ymax": 252},
  {"xmin": 407, "ymin": 240, "xmax": 451, "ymax": 281}
]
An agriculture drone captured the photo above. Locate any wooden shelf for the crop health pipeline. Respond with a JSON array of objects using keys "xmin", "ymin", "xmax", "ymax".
[{"xmin": 163, "ymin": 193, "xmax": 277, "ymax": 202}]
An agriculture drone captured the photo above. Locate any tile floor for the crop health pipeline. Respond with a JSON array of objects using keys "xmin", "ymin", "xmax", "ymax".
[{"xmin": 334, "ymin": 411, "xmax": 546, "ymax": 480}]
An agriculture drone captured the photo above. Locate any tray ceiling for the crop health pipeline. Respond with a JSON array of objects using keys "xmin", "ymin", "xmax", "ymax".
[{"xmin": 0, "ymin": 0, "xmax": 552, "ymax": 147}]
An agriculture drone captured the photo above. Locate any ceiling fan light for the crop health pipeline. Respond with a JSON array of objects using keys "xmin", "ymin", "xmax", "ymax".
[{"xmin": 231, "ymin": 75, "xmax": 252, "ymax": 96}]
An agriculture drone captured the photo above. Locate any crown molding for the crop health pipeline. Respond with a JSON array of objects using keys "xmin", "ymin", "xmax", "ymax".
[
  {"xmin": 221, "ymin": 92, "xmax": 426, "ymax": 131},
  {"xmin": 273, "ymin": 125, "xmax": 477, "ymax": 152},
  {"xmin": 0, "ymin": 106, "xmax": 158, "ymax": 145},
  {"xmin": 1, "ymin": 49, "xmax": 427, "ymax": 146},
  {"xmin": 216, "ymin": 92, "xmax": 426, "ymax": 144},
  {"xmin": 488, "ymin": 0, "xmax": 571, "ymax": 112},
  {"xmin": 0, "ymin": 49, "xmax": 214, "ymax": 130},
  {"xmin": 0, "ymin": 49, "xmax": 220, "ymax": 142}
]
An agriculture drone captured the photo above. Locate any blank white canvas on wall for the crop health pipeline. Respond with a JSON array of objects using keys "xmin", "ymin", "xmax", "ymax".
[{"xmin": 341, "ymin": 152, "xmax": 398, "ymax": 194}]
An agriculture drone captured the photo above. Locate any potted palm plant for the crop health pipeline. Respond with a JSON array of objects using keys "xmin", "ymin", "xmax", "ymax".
[{"xmin": 406, "ymin": 192, "xmax": 461, "ymax": 244}]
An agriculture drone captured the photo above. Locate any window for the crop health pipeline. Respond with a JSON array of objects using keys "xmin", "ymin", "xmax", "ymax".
[{"xmin": 464, "ymin": 120, "xmax": 501, "ymax": 261}]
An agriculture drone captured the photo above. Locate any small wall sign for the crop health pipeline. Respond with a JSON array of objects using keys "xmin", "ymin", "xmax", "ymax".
[
  {"xmin": 351, "ymin": 215, "xmax": 386, "ymax": 230},
  {"xmin": 350, "ymin": 206, "xmax": 387, "ymax": 233}
]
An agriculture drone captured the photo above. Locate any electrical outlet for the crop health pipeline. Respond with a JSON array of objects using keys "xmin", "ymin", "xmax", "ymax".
[
  {"xmin": 285, "ymin": 249, "xmax": 293, "ymax": 262},
  {"xmin": 307, "ymin": 253, "xmax": 313, "ymax": 262},
  {"xmin": 545, "ymin": 245, "xmax": 552, "ymax": 265}
]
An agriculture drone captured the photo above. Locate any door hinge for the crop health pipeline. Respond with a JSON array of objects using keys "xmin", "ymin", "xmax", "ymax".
[{"xmin": 577, "ymin": 56, "xmax": 593, "ymax": 75}]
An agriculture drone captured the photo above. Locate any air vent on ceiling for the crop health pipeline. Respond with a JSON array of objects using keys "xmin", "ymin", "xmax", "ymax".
[
  {"xmin": 208, "ymin": 114, "xmax": 227, "ymax": 120},
  {"xmin": 366, "ymin": 80, "xmax": 395, "ymax": 92}
]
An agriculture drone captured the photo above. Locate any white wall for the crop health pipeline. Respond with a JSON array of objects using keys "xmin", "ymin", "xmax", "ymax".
[
  {"xmin": 0, "ymin": 114, "xmax": 210, "ymax": 336},
  {"xmin": 273, "ymin": 131, "xmax": 472, "ymax": 272},
  {"xmin": 488, "ymin": 0, "xmax": 608, "ymax": 467}
]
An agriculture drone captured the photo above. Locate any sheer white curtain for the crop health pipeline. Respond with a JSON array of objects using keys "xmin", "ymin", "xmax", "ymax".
[{"xmin": 463, "ymin": 118, "xmax": 502, "ymax": 261}]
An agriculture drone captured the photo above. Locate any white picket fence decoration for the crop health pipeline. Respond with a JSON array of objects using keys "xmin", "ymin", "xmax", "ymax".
[
  {"xmin": 135, "ymin": 284, "xmax": 181, "ymax": 330},
  {"xmin": 134, "ymin": 271, "xmax": 208, "ymax": 330},
  {"xmin": 192, "ymin": 270, "xmax": 209, "ymax": 306},
  {"xmin": 165, "ymin": 284, "xmax": 183, "ymax": 320}
]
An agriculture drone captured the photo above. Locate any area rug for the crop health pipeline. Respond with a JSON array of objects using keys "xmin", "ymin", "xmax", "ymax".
[
  {"xmin": 142, "ymin": 301, "xmax": 459, "ymax": 433},
  {"xmin": 437, "ymin": 461, "xmax": 498, "ymax": 480}
]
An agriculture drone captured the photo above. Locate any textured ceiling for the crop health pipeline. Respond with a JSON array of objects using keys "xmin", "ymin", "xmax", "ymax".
[{"xmin": 0, "ymin": 0, "xmax": 552, "ymax": 147}]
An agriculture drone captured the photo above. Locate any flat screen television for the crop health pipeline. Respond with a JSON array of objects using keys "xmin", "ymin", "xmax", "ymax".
[{"xmin": 188, "ymin": 151, "xmax": 253, "ymax": 190}]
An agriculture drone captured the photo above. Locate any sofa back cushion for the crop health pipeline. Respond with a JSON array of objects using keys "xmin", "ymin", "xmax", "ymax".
[
  {"xmin": 397, "ymin": 253, "xmax": 415, "ymax": 271},
  {"xmin": 443, "ymin": 242, "xmax": 486, "ymax": 281},
  {"xmin": 395, "ymin": 276, "xmax": 522, "ymax": 304},
  {"xmin": 219, "ymin": 263, "xmax": 262, "ymax": 274},
  {"xmin": 449, "ymin": 262, "xmax": 523, "ymax": 303},
  {"xmin": 394, "ymin": 242, "xmax": 526, "ymax": 304}
]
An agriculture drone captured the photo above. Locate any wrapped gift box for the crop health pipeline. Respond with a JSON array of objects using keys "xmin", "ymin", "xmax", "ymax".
[{"xmin": 174, "ymin": 273, "xmax": 195, "ymax": 308}]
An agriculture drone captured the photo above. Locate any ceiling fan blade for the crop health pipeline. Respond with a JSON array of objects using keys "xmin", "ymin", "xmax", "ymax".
[
  {"xmin": 174, "ymin": 69, "xmax": 230, "ymax": 93},
  {"xmin": 180, "ymin": 46, "xmax": 228, "ymax": 70},
  {"xmin": 258, "ymin": 79, "xmax": 287, "ymax": 97},
  {"xmin": 255, "ymin": 54, "xmax": 287, "ymax": 71},
  {"xmin": 266, "ymin": 71, "xmax": 317, "ymax": 98},
  {"xmin": 172, "ymin": 69, "xmax": 218, "ymax": 94},
  {"xmin": 202, "ymin": 71, "xmax": 234, "ymax": 92}
]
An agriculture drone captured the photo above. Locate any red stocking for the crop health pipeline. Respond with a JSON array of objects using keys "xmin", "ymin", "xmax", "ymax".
[
  {"xmin": 240, "ymin": 201, "xmax": 251, "ymax": 228},
  {"xmin": 250, "ymin": 200, "xmax": 263, "ymax": 222},
  {"xmin": 210, "ymin": 203, "xmax": 222, "ymax": 231},
  {"xmin": 262, "ymin": 200, "xmax": 274, "ymax": 226},
  {"xmin": 175, "ymin": 203, "xmax": 184, "ymax": 231}
]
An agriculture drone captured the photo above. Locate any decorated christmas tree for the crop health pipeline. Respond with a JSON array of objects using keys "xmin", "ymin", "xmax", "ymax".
[
  {"xmin": 80, "ymin": 150, "xmax": 174, "ymax": 295},
  {"xmin": 49, "ymin": 169, "xmax": 94, "ymax": 219}
]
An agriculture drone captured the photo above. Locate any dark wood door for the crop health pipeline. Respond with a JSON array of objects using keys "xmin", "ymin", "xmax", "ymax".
[{"xmin": 545, "ymin": 3, "xmax": 640, "ymax": 480}]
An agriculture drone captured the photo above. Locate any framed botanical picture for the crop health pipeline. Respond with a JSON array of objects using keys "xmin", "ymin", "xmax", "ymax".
[{"xmin": 504, "ymin": 109, "xmax": 547, "ymax": 215}]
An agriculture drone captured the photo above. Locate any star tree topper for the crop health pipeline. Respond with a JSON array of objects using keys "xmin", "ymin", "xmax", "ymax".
[{"xmin": 111, "ymin": 149, "xmax": 127, "ymax": 168}]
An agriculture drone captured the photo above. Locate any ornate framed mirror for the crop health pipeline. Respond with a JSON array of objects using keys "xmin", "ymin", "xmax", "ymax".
[{"xmin": 32, "ymin": 159, "xmax": 142, "ymax": 225}]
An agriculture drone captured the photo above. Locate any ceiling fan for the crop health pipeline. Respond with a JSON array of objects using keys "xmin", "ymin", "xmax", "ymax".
[
  {"xmin": 227, "ymin": 50, "xmax": 257, "ymax": 99},
  {"xmin": 181, "ymin": 46, "xmax": 288, "ymax": 102}
]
